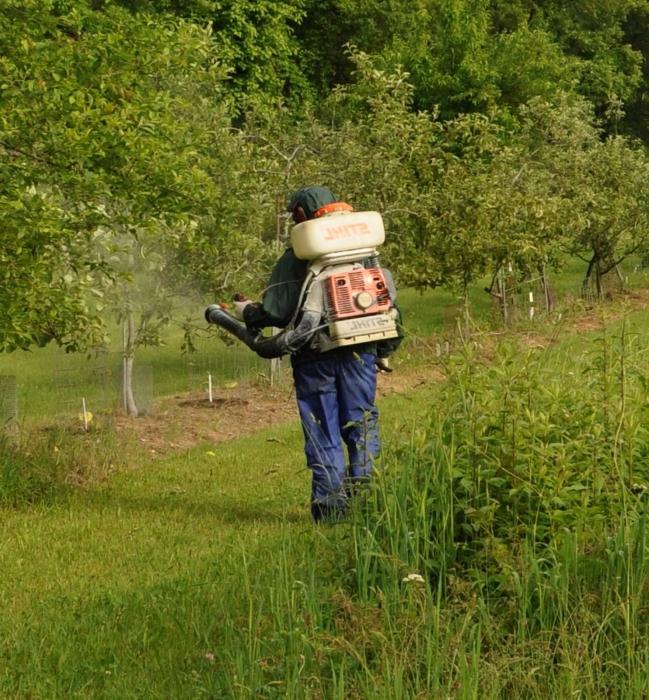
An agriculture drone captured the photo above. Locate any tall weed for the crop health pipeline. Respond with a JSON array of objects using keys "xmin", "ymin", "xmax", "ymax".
[
  {"xmin": 0, "ymin": 417, "xmax": 125, "ymax": 505},
  {"xmin": 340, "ymin": 325, "xmax": 649, "ymax": 695}
]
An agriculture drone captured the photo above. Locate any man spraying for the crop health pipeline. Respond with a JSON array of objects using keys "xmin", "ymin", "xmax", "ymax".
[{"xmin": 206, "ymin": 186, "xmax": 402, "ymax": 521}]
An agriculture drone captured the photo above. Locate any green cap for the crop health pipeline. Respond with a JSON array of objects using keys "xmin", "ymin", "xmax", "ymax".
[{"xmin": 286, "ymin": 186, "xmax": 337, "ymax": 220}]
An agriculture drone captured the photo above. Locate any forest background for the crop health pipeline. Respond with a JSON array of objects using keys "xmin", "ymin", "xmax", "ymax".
[{"xmin": 4, "ymin": 0, "xmax": 649, "ymax": 358}]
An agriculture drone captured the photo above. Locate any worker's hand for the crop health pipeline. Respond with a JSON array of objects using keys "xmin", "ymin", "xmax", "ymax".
[
  {"xmin": 376, "ymin": 357, "xmax": 393, "ymax": 373},
  {"xmin": 233, "ymin": 298, "xmax": 252, "ymax": 320}
]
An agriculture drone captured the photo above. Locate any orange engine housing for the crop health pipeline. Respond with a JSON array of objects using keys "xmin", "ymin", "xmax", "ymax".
[{"xmin": 324, "ymin": 267, "xmax": 392, "ymax": 320}]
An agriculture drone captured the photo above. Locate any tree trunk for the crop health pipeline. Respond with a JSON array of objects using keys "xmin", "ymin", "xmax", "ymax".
[
  {"xmin": 595, "ymin": 260, "xmax": 603, "ymax": 299},
  {"xmin": 541, "ymin": 264, "xmax": 554, "ymax": 312},
  {"xmin": 498, "ymin": 266, "xmax": 509, "ymax": 325},
  {"xmin": 122, "ymin": 313, "xmax": 139, "ymax": 417},
  {"xmin": 463, "ymin": 282, "xmax": 471, "ymax": 339},
  {"xmin": 583, "ymin": 254, "xmax": 597, "ymax": 299}
]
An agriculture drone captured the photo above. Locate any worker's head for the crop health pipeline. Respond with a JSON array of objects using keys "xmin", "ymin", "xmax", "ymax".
[{"xmin": 286, "ymin": 186, "xmax": 337, "ymax": 223}]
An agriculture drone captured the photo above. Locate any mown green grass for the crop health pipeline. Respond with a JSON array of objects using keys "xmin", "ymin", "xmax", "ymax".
[{"xmin": 0, "ymin": 418, "xmax": 308, "ymax": 697}]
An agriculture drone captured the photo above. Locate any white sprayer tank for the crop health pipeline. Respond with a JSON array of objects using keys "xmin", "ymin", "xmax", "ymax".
[{"xmin": 291, "ymin": 211, "xmax": 385, "ymax": 261}]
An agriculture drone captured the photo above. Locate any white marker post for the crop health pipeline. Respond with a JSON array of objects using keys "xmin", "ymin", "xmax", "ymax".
[
  {"xmin": 208, "ymin": 373, "xmax": 213, "ymax": 403},
  {"xmin": 529, "ymin": 291, "xmax": 535, "ymax": 320},
  {"xmin": 82, "ymin": 398, "xmax": 88, "ymax": 431}
]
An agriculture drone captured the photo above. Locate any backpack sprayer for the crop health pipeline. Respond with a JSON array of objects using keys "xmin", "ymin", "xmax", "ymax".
[{"xmin": 204, "ymin": 210, "xmax": 399, "ymax": 359}]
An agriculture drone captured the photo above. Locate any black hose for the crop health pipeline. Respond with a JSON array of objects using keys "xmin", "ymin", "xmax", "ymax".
[{"xmin": 205, "ymin": 305, "xmax": 322, "ymax": 359}]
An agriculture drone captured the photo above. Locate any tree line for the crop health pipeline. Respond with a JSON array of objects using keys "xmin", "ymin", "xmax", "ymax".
[{"xmin": 2, "ymin": 0, "xmax": 649, "ymax": 353}]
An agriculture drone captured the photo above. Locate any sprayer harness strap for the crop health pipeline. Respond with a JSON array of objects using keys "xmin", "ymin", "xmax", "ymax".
[
  {"xmin": 286, "ymin": 268, "xmax": 317, "ymax": 330},
  {"xmin": 283, "ymin": 259, "xmax": 341, "ymax": 337}
]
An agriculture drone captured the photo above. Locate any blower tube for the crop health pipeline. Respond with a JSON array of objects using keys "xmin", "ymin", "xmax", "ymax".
[{"xmin": 204, "ymin": 305, "xmax": 321, "ymax": 359}]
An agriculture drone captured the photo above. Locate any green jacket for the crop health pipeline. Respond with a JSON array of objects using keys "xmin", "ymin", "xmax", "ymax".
[{"xmin": 243, "ymin": 248, "xmax": 308, "ymax": 331}]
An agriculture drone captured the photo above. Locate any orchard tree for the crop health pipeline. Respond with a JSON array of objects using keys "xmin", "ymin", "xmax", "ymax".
[
  {"xmin": 164, "ymin": 121, "xmax": 288, "ymax": 303},
  {"xmin": 0, "ymin": 0, "xmax": 227, "ymax": 352},
  {"xmin": 96, "ymin": 229, "xmax": 171, "ymax": 417},
  {"xmin": 290, "ymin": 51, "xmax": 506, "ymax": 307},
  {"xmin": 469, "ymin": 96, "xmax": 600, "ymax": 317},
  {"xmin": 568, "ymin": 137, "xmax": 649, "ymax": 297},
  {"xmin": 298, "ymin": 57, "xmax": 649, "ymax": 315},
  {"xmin": 512, "ymin": 95, "xmax": 649, "ymax": 298},
  {"xmin": 237, "ymin": 50, "xmax": 498, "ymax": 313}
]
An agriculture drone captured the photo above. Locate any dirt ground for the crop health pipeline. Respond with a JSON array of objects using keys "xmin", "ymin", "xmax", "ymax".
[{"xmin": 114, "ymin": 361, "xmax": 444, "ymax": 459}]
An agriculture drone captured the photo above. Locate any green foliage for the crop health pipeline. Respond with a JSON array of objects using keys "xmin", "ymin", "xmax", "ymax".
[
  {"xmin": 354, "ymin": 327, "xmax": 649, "ymax": 592},
  {"xmin": 120, "ymin": 0, "xmax": 310, "ymax": 111},
  {"xmin": 296, "ymin": 0, "xmax": 644, "ymax": 132},
  {"xmin": 539, "ymin": 0, "xmax": 644, "ymax": 123},
  {"xmin": 0, "ymin": 0, "xmax": 228, "ymax": 351},
  {"xmin": 398, "ymin": 0, "xmax": 573, "ymax": 116},
  {"xmin": 621, "ymin": 2, "xmax": 649, "ymax": 140}
]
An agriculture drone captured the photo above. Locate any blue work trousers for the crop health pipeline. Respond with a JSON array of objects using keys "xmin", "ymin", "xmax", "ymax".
[{"xmin": 292, "ymin": 351, "xmax": 380, "ymax": 516}]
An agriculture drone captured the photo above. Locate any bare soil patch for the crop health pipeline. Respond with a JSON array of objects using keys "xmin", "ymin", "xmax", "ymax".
[
  {"xmin": 114, "ymin": 361, "xmax": 444, "ymax": 459},
  {"xmin": 114, "ymin": 382, "xmax": 296, "ymax": 457}
]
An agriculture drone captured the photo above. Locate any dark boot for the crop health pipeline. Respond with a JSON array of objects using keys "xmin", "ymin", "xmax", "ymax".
[{"xmin": 311, "ymin": 500, "xmax": 347, "ymax": 523}]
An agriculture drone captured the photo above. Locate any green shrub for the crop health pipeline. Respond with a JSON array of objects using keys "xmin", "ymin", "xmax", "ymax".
[
  {"xmin": 351, "ymin": 325, "xmax": 649, "ymax": 589},
  {"xmin": 332, "ymin": 326, "xmax": 649, "ymax": 696}
]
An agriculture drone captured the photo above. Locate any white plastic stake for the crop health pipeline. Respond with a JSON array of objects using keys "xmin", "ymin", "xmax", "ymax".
[
  {"xmin": 208, "ymin": 373, "xmax": 213, "ymax": 403},
  {"xmin": 529, "ymin": 291, "xmax": 535, "ymax": 320},
  {"xmin": 82, "ymin": 397, "xmax": 88, "ymax": 431}
]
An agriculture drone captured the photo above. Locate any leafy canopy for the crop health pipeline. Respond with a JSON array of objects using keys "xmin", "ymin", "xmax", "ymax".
[{"xmin": 0, "ymin": 0, "xmax": 228, "ymax": 351}]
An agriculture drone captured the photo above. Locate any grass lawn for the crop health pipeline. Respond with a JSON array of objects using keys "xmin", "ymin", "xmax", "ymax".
[
  {"xmin": 3, "ymin": 262, "xmax": 649, "ymax": 697},
  {"xmin": 0, "ymin": 381, "xmax": 429, "ymax": 698}
]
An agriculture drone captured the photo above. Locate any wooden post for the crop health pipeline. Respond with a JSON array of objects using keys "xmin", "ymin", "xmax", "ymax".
[
  {"xmin": 499, "ymin": 267, "xmax": 508, "ymax": 325},
  {"xmin": 541, "ymin": 266, "xmax": 548, "ymax": 311}
]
